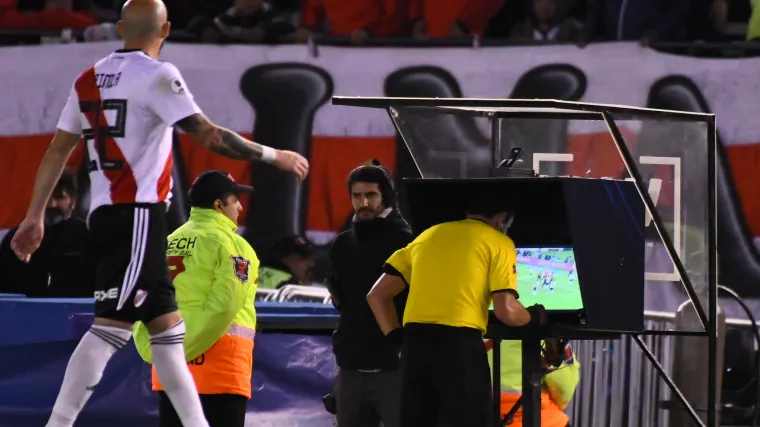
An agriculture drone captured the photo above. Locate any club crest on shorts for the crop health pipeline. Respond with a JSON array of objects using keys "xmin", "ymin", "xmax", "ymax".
[
  {"xmin": 230, "ymin": 255, "xmax": 250, "ymax": 283},
  {"xmin": 134, "ymin": 289, "xmax": 148, "ymax": 308}
]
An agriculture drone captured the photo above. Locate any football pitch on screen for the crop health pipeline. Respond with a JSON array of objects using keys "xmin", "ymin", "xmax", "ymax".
[{"xmin": 514, "ymin": 249, "xmax": 584, "ymax": 311}]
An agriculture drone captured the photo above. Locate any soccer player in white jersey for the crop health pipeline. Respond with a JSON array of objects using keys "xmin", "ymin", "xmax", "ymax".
[{"xmin": 10, "ymin": 1, "xmax": 309, "ymax": 426}]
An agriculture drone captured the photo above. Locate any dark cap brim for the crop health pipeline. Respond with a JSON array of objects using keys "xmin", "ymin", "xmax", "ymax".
[{"xmin": 234, "ymin": 184, "xmax": 255, "ymax": 194}]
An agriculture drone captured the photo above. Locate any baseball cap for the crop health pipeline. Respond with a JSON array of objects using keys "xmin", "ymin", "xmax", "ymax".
[
  {"xmin": 188, "ymin": 170, "xmax": 254, "ymax": 207},
  {"xmin": 269, "ymin": 235, "xmax": 314, "ymax": 260}
]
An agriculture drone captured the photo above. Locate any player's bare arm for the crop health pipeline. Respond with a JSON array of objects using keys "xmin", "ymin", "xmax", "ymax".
[
  {"xmin": 175, "ymin": 113, "xmax": 309, "ymax": 180},
  {"xmin": 11, "ymin": 129, "xmax": 80, "ymax": 261}
]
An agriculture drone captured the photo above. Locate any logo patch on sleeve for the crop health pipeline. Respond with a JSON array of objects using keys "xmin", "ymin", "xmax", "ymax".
[
  {"xmin": 170, "ymin": 78, "xmax": 185, "ymax": 95},
  {"xmin": 230, "ymin": 256, "xmax": 250, "ymax": 283}
]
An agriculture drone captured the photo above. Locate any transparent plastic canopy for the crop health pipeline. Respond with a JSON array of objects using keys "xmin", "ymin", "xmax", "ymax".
[{"xmin": 332, "ymin": 97, "xmax": 716, "ymax": 332}]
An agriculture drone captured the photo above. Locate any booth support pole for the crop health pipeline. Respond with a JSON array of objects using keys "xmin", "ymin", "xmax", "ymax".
[
  {"xmin": 492, "ymin": 339, "xmax": 501, "ymax": 426},
  {"xmin": 706, "ymin": 120, "xmax": 718, "ymax": 427},
  {"xmin": 491, "ymin": 116, "xmax": 503, "ymax": 168},
  {"xmin": 521, "ymin": 336, "xmax": 542, "ymax": 427}
]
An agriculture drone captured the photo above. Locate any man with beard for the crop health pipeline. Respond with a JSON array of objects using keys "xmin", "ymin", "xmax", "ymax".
[
  {"xmin": 0, "ymin": 167, "xmax": 92, "ymax": 297},
  {"xmin": 325, "ymin": 160, "xmax": 413, "ymax": 427}
]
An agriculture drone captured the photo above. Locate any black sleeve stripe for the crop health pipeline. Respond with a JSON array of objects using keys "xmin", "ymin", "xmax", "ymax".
[
  {"xmin": 382, "ymin": 263, "xmax": 403, "ymax": 277},
  {"xmin": 381, "ymin": 263, "xmax": 410, "ymax": 288},
  {"xmin": 492, "ymin": 288, "xmax": 519, "ymax": 299}
]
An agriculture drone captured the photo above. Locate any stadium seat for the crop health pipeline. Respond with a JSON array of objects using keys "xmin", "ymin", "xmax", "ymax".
[
  {"xmin": 239, "ymin": 63, "xmax": 334, "ymax": 256},
  {"xmin": 505, "ymin": 64, "xmax": 587, "ymax": 176}
]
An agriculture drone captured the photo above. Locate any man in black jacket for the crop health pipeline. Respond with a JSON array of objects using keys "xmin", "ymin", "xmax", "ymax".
[
  {"xmin": 326, "ymin": 160, "xmax": 413, "ymax": 427},
  {"xmin": 0, "ymin": 167, "xmax": 92, "ymax": 297}
]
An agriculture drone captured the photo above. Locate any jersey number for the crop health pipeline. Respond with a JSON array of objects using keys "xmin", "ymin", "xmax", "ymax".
[
  {"xmin": 168, "ymin": 256, "xmax": 186, "ymax": 282},
  {"xmin": 79, "ymin": 99, "xmax": 127, "ymax": 171}
]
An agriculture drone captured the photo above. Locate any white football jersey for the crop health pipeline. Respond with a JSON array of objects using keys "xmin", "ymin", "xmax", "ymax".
[{"xmin": 56, "ymin": 49, "xmax": 202, "ymax": 213}]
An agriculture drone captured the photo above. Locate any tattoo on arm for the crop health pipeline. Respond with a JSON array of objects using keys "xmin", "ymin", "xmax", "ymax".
[{"xmin": 175, "ymin": 113, "xmax": 265, "ymax": 161}]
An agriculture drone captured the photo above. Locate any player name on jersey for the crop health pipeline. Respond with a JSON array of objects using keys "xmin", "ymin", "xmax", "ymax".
[
  {"xmin": 94, "ymin": 72, "xmax": 121, "ymax": 89},
  {"xmin": 57, "ymin": 50, "xmax": 202, "ymax": 212}
]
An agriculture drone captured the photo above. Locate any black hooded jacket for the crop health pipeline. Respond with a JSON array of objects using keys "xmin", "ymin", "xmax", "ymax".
[{"xmin": 327, "ymin": 209, "xmax": 413, "ymax": 370}]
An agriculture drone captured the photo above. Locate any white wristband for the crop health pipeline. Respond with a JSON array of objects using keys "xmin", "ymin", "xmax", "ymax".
[{"xmin": 261, "ymin": 146, "xmax": 277, "ymax": 164}]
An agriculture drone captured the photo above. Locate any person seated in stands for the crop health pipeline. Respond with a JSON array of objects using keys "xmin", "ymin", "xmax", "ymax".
[
  {"xmin": 585, "ymin": 0, "xmax": 689, "ymax": 46},
  {"xmin": 510, "ymin": 0, "xmax": 585, "ymax": 45},
  {"xmin": 258, "ymin": 235, "xmax": 316, "ymax": 289},
  {"xmin": 295, "ymin": 0, "xmax": 414, "ymax": 45},
  {"xmin": 411, "ymin": 0, "xmax": 505, "ymax": 39},
  {"xmin": 187, "ymin": 0, "xmax": 294, "ymax": 43},
  {"xmin": 0, "ymin": 167, "xmax": 92, "ymax": 297},
  {"xmin": 0, "ymin": 0, "xmax": 99, "ymax": 31}
]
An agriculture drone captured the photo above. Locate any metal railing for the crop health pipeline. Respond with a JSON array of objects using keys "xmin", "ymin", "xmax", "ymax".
[
  {"xmin": 568, "ymin": 311, "xmax": 759, "ymax": 427},
  {"xmin": 259, "ymin": 285, "xmax": 332, "ymax": 303}
]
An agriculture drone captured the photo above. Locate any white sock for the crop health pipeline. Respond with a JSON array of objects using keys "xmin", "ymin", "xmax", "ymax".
[
  {"xmin": 151, "ymin": 320, "xmax": 209, "ymax": 427},
  {"xmin": 46, "ymin": 325, "xmax": 132, "ymax": 427}
]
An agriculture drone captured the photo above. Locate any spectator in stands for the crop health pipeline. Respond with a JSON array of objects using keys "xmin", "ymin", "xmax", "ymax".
[
  {"xmin": 0, "ymin": 0, "xmax": 99, "ymax": 31},
  {"xmin": 258, "ymin": 235, "xmax": 315, "ymax": 289},
  {"xmin": 685, "ymin": 0, "xmax": 729, "ymax": 42},
  {"xmin": 325, "ymin": 160, "xmax": 413, "ymax": 427},
  {"xmin": 0, "ymin": 168, "xmax": 92, "ymax": 297},
  {"xmin": 585, "ymin": 0, "xmax": 689, "ymax": 45},
  {"xmin": 187, "ymin": 0, "xmax": 294, "ymax": 44},
  {"xmin": 295, "ymin": 0, "xmax": 413, "ymax": 45},
  {"xmin": 510, "ymin": 0, "xmax": 585, "ymax": 45},
  {"xmin": 411, "ymin": 0, "xmax": 505, "ymax": 39}
]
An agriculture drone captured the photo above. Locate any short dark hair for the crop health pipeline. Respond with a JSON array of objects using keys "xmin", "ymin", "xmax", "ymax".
[
  {"xmin": 465, "ymin": 190, "xmax": 508, "ymax": 218},
  {"xmin": 193, "ymin": 193, "xmax": 235, "ymax": 209},
  {"xmin": 53, "ymin": 167, "xmax": 77, "ymax": 199},
  {"xmin": 347, "ymin": 160, "xmax": 396, "ymax": 208}
]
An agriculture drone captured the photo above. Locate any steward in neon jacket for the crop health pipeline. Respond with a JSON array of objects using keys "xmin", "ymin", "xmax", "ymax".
[
  {"xmin": 486, "ymin": 339, "xmax": 580, "ymax": 427},
  {"xmin": 133, "ymin": 170, "xmax": 259, "ymax": 404}
]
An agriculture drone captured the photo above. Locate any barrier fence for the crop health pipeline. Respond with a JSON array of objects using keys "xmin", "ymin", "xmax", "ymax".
[
  {"xmin": 568, "ymin": 311, "xmax": 758, "ymax": 427},
  {"xmin": 568, "ymin": 313, "xmax": 677, "ymax": 427}
]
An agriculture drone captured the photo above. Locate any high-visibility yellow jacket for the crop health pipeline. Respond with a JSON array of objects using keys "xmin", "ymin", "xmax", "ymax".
[
  {"xmin": 486, "ymin": 339, "xmax": 580, "ymax": 427},
  {"xmin": 133, "ymin": 208, "xmax": 259, "ymax": 398}
]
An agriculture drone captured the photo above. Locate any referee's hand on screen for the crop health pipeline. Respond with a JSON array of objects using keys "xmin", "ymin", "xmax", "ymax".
[
  {"xmin": 10, "ymin": 218, "xmax": 44, "ymax": 263},
  {"xmin": 273, "ymin": 150, "xmax": 309, "ymax": 181}
]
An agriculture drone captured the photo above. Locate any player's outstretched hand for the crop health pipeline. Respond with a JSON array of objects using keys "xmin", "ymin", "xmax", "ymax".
[
  {"xmin": 10, "ymin": 218, "xmax": 44, "ymax": 263},
  {"xmin": 273, "ymin": 150, "xmax": 309, "ymax": 181}
]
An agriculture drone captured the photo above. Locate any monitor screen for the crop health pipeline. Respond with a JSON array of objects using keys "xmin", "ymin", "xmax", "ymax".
[{"xmin": 490, "ymin": 247, "xmax": 584, "ymax": 311}]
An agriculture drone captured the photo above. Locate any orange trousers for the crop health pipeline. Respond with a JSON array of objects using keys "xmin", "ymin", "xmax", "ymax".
[{"xmin": 499, "ymin": 391, "xmax": 569, "ymax": 427}]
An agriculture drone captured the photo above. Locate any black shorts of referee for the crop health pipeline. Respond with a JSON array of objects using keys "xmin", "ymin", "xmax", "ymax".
[
  {"xmin": 158, "ymin": 392, "xmax": 246, "ymax": 427},
  {"xmin": 402, "ymin": 323, "xmax": 493, "ymax": 427}
]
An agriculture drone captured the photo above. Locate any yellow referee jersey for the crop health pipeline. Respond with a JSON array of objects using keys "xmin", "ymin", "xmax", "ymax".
[{"xmin": 385, "ymin": 218, "xmax": 517, "ymax": 334}]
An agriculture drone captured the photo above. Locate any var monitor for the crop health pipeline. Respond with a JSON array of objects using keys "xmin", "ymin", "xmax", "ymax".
[{"xmin": 490, "ymin": 247, "xmax": 584, "ymax": 312}]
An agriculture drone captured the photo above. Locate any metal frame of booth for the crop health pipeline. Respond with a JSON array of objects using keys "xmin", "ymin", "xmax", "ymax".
[{"xmin": 332, "ymin": 96, "xmax": 717, "ymax": 427}]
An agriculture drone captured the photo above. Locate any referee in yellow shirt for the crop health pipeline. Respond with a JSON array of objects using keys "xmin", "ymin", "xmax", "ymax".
[{"xmin": 367, "ymin": 193, "xmax": 546, "ymax": 427}]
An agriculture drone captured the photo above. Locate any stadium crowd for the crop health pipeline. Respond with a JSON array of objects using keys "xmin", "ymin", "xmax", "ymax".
[{"xmin": 0, "ymin": 0, "xmax": 756, "ymax": 45}]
